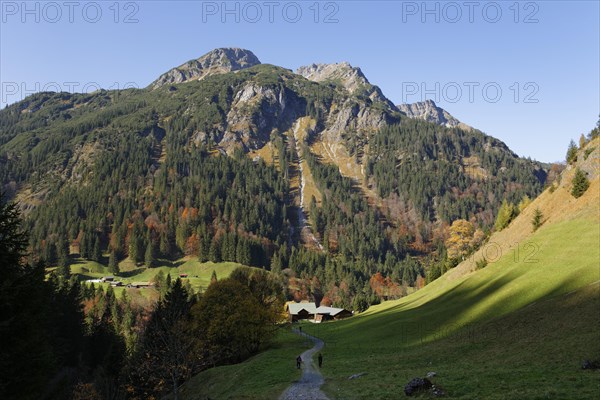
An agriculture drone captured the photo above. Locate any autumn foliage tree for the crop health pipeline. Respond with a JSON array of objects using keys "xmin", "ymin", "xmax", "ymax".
[
  {"xmin": 494, "ymin": 200, "xmax": 517, "ymax": 231},
  {"xmin": 192, "ymin": 276, "xmax": 279, "ymax": 365},
  {"xmin": 445, "ymin": 219, "xmax": 475, "ymax": 260}
]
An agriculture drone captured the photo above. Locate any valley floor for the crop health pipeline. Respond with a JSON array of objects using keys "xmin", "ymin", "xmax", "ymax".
[{"xmin": 179, "ymin": 212, "xmax": 600, "ymax": 399}]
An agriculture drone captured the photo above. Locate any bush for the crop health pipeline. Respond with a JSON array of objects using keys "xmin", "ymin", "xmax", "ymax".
[
  {"xmin": 571, "ymin": 168, "xmax": 590, "ymax": 198},
  {"xmin": 584, "ymin": 147, "xmax": 595, "ymax": 160},
  {"xmin": 531, "ymin": 207, "xmax": 543, "ymax": 232},
  {"xmin": 475, "ymin": 257, "xmax": 488, "ymax": 270}
]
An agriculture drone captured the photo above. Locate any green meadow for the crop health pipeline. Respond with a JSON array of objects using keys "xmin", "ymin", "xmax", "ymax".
[{"xmin": 181, "ymin": 215, "xmax": 599, "ymax": 399}]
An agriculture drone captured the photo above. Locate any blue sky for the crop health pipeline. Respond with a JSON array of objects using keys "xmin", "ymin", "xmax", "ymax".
[{"xmin": 1, "ymin": 0, "xmax": 598, "ymax": 162}]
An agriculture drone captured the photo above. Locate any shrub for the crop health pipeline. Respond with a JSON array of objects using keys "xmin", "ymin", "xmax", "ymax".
[
  {"xmin": 475, "ymin": 258, "xmax": 488, "ymax": 270},
  {"xmin": 531, "ymin": 207, "xmax": 543, "ymax": 232},
  {"xmin": 571, "ymin": 168, "xmax": 590, "ymax": 198},
  {"xmin": 584, "ymin": 147, "xmax": 595, "ymax": 160}
]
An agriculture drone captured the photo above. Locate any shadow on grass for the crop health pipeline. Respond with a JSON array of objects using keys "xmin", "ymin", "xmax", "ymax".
[
  {"xmin": 118, "ymin": 267, "xmax": 147, "ymax": 278},
  {"xmin": 313, "ymin": 266, "xmax": 587, "ymax": 352}
]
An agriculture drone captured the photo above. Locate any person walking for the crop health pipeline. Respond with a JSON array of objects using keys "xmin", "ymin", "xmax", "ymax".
[
  {"xmin": 318, "ymin": 353, "xmax": 323, "ymax": 368},
  {"xmin": 296, "ymin": 355, "xmax": 302, "ymax": 369}
]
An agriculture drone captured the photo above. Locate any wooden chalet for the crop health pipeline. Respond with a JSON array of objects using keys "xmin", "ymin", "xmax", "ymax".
[
  {"xmin": 285, "ymin": 301, "xmax": 317, "ymax": 322},
  {"xmin": 314, "ymin": 306, "xmax": 353, "ymax": 322},
  {"xmin": 285, "ymin": 302, "xmax": 353, "ymax": 323}
]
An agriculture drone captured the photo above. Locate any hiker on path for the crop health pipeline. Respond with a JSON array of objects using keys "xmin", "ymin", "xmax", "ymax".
[
  {"xmin": 318, "ymin": 353, "xmax": 323, "ymax": 368},
  {"xmin": 296, "ymin": 355, "xmax": 303, "ymax": 369}
]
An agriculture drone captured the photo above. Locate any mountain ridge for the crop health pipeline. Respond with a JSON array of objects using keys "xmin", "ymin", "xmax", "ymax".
[{"xmin": 0, "ymin": 48, "xmax": 550, "ymax": 309}]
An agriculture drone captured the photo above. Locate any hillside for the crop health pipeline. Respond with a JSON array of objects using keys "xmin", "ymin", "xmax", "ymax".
[
  {"xmin": 0, "ymin": 48, "xmax": 548, "ymax": 310},
  {"xmin": 305, "ymin": 138, "xmax": 600, "ymax": 399},
  {"xmin": 181, "ymin": 138, "xmax": 599, "ymax": 399}
]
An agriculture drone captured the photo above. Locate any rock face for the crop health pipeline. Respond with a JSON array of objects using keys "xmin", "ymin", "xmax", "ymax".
[
  {"xmin": 398, "ymin": 99, "xmax": 471, "ymax": 130},
  {"xmin": 297, "ymin": 62, "xmax": 400, "ymax": 145},
  {"xmin": 219, "ymin": 82, "xmax": 304, "ymax": 152},
  {"xmin": 297, "ymin": 62, "xmax": 396, "ymax": 109},
  {"xmin": 150, "ymin": 48, "xmax": 261, "ymax": 89}
]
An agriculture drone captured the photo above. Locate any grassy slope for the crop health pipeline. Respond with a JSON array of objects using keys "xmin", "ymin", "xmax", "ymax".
[
  {"xmin": 175, "ymin": 140, "xmax": 599, "ymax": 399},
  {"xmin": 297, "ymin": 141, "xmax": 600, "ymax": 399},
  {"xmin": 178, "ymin": 327, "xmax": 307, "ymax": 400},
  {"xmin": 305, "ymin": 214, "xmax": 599, "ymax": 399},
  {"xmin": 72, "ymin": 257, "xmax": 254, "ymax": 300}
]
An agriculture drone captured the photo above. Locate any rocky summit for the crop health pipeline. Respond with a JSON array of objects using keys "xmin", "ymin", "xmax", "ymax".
[
  {"xmin": 397, "ymin": 99, "xmax": 472, "ymax": 130},
  {"xmin": 151, "ymin": 48, "xmax": 261, "ymax": 89}
]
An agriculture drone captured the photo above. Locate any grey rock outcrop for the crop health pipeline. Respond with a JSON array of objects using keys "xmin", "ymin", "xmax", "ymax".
[
  {"xmin": 151, "ymin": 48, "xmax": 260, "ymax": 89},
  {"xmin": 398, "ymin": 99, "xmax": 472, "ymax": 130},
  {"xmin": 297, "ymin": 62, "xmax": 397, "ymax": 109}
]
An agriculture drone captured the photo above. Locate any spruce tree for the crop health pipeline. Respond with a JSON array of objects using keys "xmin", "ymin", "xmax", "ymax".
[
  {"xmin": 92, "ymin": 235, "xmax": 102, "ymax": 262},
  {"xmin": 566, "ymin": 139, "xmax": 578, "ymax": 164},
  {"xmin": 57, "ymin": 237, "xmax": 70, "ymax": 280},
  {"xmin": 145, "ymin": 240, "xmax": 155, "ymax": 268},
  {"xmin": 571, "ymin": 168, "xmax": 590, "ymax": 198},
  {"xmin": 109, "ymin": 249, "xmax": 119, "ymax": 275},
  {"xmin": 531, "ymin": 207, "xmax": 543, "ymax": 231}
]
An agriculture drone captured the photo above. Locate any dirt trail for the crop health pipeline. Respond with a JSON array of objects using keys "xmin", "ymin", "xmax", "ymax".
[{"xmin": 279, "ymin": 329, "xmax": 330, "ymax": 400}]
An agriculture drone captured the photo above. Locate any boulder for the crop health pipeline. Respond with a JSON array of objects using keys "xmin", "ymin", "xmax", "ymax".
[
  {"xmin": 582, "ymin": 359, "xmax": 600, "ymax": 370},
  {"xmin": 404, "ymin": 377, "xmax": 432, "ymax": 396}
]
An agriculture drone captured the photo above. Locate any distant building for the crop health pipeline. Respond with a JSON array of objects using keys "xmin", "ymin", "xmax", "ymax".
[
  {"xmin": 179, "ymin": 273, "xmax": 188, "ymax": 278},
  {"xmin": 102, "ymin": 276, "xmax": 115, "ymax": 282},
  {"xmin": 285, "ymin": 302, "xmax": 353, "ymax": 323},
  {"xmin": 314, "ymin": 306, "xmax": 353, "ymax": 322},
  {"xmin": 285, "ymin": 301, "xmax": 317, "ymax": 322}
]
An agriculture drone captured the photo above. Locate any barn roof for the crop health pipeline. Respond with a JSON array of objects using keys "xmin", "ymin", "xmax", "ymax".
[
  {"xmin": 316, "ymin": 306, "xmax": 348, "ymax": 316},
  {"xmin": 286, "ymin": 302, "xmax": 317, "ymax": 315}
]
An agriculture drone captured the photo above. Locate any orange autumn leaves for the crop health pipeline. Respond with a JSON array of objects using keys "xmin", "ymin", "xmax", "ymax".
[{"xmin": 444, "ymin": 219, "xmax": 485, "ymax": 261}]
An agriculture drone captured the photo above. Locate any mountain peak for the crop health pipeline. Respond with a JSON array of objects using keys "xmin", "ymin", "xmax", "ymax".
[
  {"xmin": 296, "ymin": 62, "xmax": 398, "ymax": 111},
  {"xmin": 296, "ymin": 62, "xmax": 369, "ymax": 93},
  {"xmin": 150, "ymin": 48, "xmax": 260, "ymax": 89},
  {"xmin": 397, "ymin": 100, "xmax": 472, "ymax": 130}
]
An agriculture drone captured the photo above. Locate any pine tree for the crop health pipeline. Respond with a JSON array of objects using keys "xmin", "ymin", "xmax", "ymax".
[
  {"xmin": 57, "ymin": 237, "xmax": 70, "ymax": 280},
  {"xmin": 159, "ymin": 230, "xmax": 170, "ymax": 258},
  {"xmin": 209, "ymin": 239, "xmax": 221, "ymax": 262},
  {"xmin": 566, "ymin": 139, "xmax": 578, "ymax": 164},
  {"xmin": 109, "ymin": 249, "xmax": 119, "ymax": 275},
  {"xmin": 571, "ymin": 168, "xmax": 590, "ymax": 198},
  {"xmin": 531, "ymin": 207, "xmax": 543, "ymax": 231},
  {"xmin": 145, "ymin": 240, "xmax": 155, "ymax": 268},
  {"xmin": 92, "ymin": 235, "xmax": 102, "ymax": 262}
]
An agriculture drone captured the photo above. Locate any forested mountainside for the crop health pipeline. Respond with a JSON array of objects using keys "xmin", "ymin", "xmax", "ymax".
[{"xmin": 0, "ymin": 48, "xmax": 548, "ymax": 308}]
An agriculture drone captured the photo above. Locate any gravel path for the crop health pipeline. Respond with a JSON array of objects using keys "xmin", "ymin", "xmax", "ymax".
[{"xmin": 279, "ymin": 329, "xmax": 330, "ymax": 400}]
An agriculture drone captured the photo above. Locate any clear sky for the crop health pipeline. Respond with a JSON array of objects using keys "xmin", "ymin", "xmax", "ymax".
[{"xmin": 1, "ymin": 0, "xmax": 598, "ymax": 162}]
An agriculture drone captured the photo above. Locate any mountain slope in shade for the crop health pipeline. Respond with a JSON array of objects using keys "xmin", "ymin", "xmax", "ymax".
[
  {"xmin": 398, "ymin": 99, "xmax": 473, "ymax": 131},
  {"xmin": 150, "ymin": 48, "xmax": 261, "ymax": 89}
]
